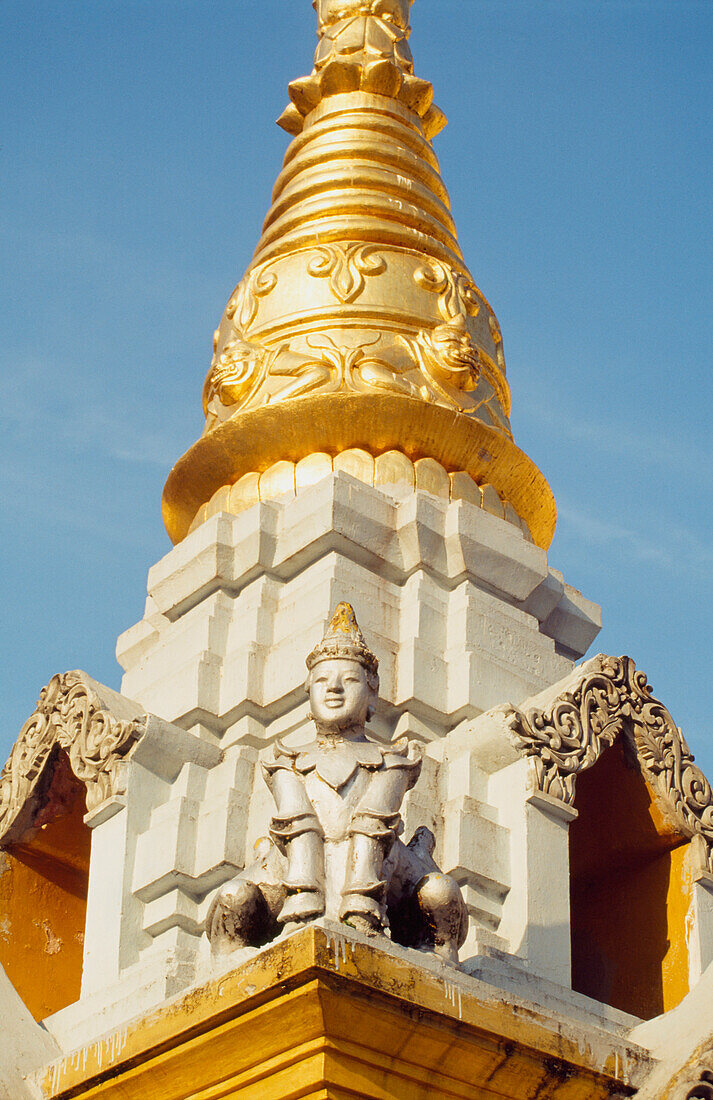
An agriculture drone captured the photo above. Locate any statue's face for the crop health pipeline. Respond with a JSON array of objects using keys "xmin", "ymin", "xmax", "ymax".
[{"xmin": 308, "ymin": 658, "xmax": 376, "ymax": 731}]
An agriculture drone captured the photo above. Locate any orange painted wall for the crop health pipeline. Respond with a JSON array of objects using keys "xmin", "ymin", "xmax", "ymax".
[
  {"xmin": 569, "ymin": 739, "xmax": 690, "ymax": 1019},
  {"xmin": 0, "ymin": 766, "xmax": 90, "ymax": 1021}
]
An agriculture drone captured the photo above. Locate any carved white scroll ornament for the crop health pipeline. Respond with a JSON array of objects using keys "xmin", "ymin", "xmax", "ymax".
[
  {"xmin": 0, "ymin": 671, "xmax": 145, "ymax": 845},
  {"xmin": 507, "ymin": 654, "xmax": 713, "ymax": 872}
]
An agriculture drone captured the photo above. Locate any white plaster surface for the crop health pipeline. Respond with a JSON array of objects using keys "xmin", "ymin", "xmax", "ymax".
[
  {"xmin": 631, "ymin": 958, "xmax": 713, "ymax": 1097},
  {"xmin": 484, "ymin": 757, "xmax": 574, "ymax": 986},
  {"xmin": 688, "ymin": 868, "xmax": 713, "ymax": 987},
  {"xmin": 112, "ymin": 478, "xmax": 597, "ymax": 988},
  {"xmin": 0, "ymin": 962, "xmax": 58, "ymax": 1099},
  {"xmin": 117, "ymin": 475, "xmax": 599, "ymax": 733}
]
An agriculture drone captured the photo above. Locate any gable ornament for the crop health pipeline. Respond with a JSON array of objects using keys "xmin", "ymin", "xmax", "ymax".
[
  {"xmin": 0, "ymin": 671, "xmax": 145, "ymax": 846},
  {"xmin": 507, "ymin": 654, "xmax": 713, "ymax": 872}
]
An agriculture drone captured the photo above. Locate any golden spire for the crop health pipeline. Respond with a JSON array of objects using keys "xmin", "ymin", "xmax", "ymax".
[{"xmin": 162, "ymin": 0, "xmax": 556, "ymax": 548}]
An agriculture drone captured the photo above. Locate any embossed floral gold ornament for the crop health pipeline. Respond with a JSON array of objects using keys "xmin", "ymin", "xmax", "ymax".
[{"xmin": 163, "ymin": 0, "xmax": 556, "ymax": 548}]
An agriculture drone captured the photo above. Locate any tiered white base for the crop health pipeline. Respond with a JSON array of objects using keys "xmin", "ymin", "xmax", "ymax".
[{"xmin": 47, "ymin": 474, "xmax": 601, "ymax": 1049}]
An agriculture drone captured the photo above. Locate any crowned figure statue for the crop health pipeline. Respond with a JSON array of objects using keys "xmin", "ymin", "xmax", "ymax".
[{"xmin": 207, "ymin": 604, "xmax": 468, "ymax": 963}]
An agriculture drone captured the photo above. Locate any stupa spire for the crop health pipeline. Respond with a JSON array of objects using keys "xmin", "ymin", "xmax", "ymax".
[{"xmin": 162, "ymin": 0, "xmax": 556, "ymax": 548}]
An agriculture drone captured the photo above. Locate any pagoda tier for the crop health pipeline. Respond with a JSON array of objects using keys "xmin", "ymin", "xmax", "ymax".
[{"xmin": 162, "ymin": 0, "xmax": 555, "ymax": 548}]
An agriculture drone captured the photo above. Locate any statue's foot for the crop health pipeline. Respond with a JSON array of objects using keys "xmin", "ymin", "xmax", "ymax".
[
  {"xmin": 278, "ymin": 890, "xmax": 324, "ymax": 925},
  {"xmin": 342, "ymin": 912, "xmax": 380, "ymax": 937},
  {"xmin": 339, "ymin": 892, "xmax": 384, "ymax": 935}
]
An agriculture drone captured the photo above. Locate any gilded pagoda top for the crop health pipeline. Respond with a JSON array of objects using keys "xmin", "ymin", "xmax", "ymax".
[{"xmin": 162, "ymin": 0, "xmax": 556, "ymax": 548}]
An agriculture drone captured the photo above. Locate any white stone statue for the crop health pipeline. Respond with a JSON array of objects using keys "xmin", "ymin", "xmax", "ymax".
[{"xmin": 207, "ymin": 603, "xmax": 468, "ymax": 963}]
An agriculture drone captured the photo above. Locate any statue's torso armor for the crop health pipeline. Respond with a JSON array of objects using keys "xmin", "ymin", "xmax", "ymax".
[{"xmin": 263, "ymin": 734, "xmax": 421, "ymax": 841}]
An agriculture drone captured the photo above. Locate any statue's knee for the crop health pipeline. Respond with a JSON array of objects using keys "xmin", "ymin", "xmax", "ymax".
[
  {"xmin": 217, "ymin": 878, "xmax": 262, "ymax": 911},
  {"xmin": 417, "ymin": 873, "xmax": 468, "ymax": 949},
  {"xmin": 417, "ymin": 872, "xmax": 461, "ymax": 910},
  {"xmin": 208, "ymin": 879, "xmax": 275, "ymax": 952}
]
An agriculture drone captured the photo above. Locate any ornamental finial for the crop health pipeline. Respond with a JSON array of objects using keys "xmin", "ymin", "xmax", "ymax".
[{"xmin": 279, "ymin": 0, "xmax": 442, "ymax": 137}]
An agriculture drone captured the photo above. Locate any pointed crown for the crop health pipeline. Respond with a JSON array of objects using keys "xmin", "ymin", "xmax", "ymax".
[{"xmin": 306, "ymin": 603, "xmax": 379, "ymax": 674}]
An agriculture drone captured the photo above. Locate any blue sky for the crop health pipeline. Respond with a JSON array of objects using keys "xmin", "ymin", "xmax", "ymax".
[{"xmin": 2, "ymin": 1, "xmax": 712, "ymax": 778}]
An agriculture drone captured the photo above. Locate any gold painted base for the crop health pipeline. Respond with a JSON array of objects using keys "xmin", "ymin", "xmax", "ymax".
[
  {"xmin": 40, "ymin": 926, "xmax": 649, "ymax": 1100},
  {"xmin": 162, "ymin": 392, "xmax": 556, "ymax": 548}
]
